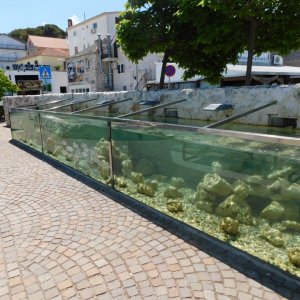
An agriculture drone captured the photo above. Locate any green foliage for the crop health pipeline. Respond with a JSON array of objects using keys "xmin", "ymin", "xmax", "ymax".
[
  {"xmin": 117, "ymin": 0, "xmax": 179, "ymax": 62},
  {"xmin": 118, "ymin": 0, "xmax": 300, "ymax": 84},
  {"xmin": 0, "ymin": 70, "xmax": 18, "ymax": 99},
  {"xmin": 177, "ymin": 0, "xmax": 300, "ymax": 83},
  {"xmin": 9, "ymin": 24, "xmax": 66, "ymax": 43}
]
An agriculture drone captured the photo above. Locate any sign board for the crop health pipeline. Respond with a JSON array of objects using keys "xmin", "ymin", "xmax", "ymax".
[
  {"xmin": 165, "ymin": 65, "xmax": 176, "ymax": 77},
  {"xmin": 39, "ymin": 65, "xmax": 52, "ymax": 79},
  {"xmin": 238, "ymin": 51, "xmax": 271, "ymax": 66}
]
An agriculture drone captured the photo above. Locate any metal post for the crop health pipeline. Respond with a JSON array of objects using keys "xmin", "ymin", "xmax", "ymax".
[
  {"xmin": 117, "ymin": 98, "xmax": 187, "ymax": 118},
  {"xmin": 206, "ymin": 100, "xmax": 277, "ymax": 128},
  {"xmin": 107, "ymin": 121, "xmax": 115, "ymax": 188},
  {"xmin": 136, "ymin": 64, "xmax": 138, "ymax": 91},
  {"xmin": 106, "ymin": 34, "xmax": 113, "ymax": 90},
  {"xmin": 37, "ymin": 112, "xmax": 44, "ymax": 153},
  {"xmin": 97, "ymin": 34, "xmax": 104, "ymax": 79}
]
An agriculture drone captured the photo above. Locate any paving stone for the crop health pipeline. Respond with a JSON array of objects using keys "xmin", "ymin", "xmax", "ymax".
[{"xmin": 0, "ymin": 124, "xmax": 288, "ymax": 300}]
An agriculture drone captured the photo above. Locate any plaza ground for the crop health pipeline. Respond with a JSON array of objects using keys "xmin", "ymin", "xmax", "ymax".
[{"xmin": 0, "ymin": 123, "xmax": 286, "ymax": 299}]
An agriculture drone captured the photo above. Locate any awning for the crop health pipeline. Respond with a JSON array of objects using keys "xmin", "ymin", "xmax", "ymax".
[{"xmin": 224, "ymin": 64, "xmax": 300, "ymax": 78}]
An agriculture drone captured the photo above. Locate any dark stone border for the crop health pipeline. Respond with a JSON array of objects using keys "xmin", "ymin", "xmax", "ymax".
[{"xmin": 10, "ymin": 139, "xmax": 300, "ymax": 299}]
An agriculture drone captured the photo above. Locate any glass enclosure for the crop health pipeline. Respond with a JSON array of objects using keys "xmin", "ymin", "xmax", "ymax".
[{"xmin": 9, "ymin": 108, "xmax": 300, "ymax": 278}]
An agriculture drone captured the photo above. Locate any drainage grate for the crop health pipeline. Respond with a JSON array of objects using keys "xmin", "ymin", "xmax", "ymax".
[{"xmin": 268, "ymin": 115, "xmax": 297, "ymax": 128}]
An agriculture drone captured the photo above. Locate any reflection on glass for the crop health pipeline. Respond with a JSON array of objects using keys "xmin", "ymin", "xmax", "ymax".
[
  {"xmin": 39, "ymin": 112, "xmax": 111, "ymax": 185},
  {"xmin": 10, "ymin": 110, "xmax": 42, "ymax": 151},
  {"xmin": 111, "ymin": 121, "xmax": 300, "ymax": 278},
  {"xmin": 10, "ymin": 108, "xmax": 300, "ymax": 278}
]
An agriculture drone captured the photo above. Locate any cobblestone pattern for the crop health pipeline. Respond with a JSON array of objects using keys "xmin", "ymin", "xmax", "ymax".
[{"xmin": 0, "ymin": 123, "xmax": 286, "ymax": 299}]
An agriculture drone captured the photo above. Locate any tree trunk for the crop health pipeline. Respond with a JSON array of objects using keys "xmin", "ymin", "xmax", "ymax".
[
  {"xmin": 159, "ymin": 49, "xmax": 169, "ymax": 89},
  {"xmin": 245, "ymin": 20, "xmax": 257, "ymax": 86}
]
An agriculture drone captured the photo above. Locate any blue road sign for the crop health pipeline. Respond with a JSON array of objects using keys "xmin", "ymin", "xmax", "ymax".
[
  {"xmin": 165, "ymin": 65, "xmax": 176, "ymax": 77},
  {"xmin": 39, "ymin": 65, "xmax": 52, "ymax": 79}
]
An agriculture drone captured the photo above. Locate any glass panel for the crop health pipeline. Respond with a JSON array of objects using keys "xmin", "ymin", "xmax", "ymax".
[
  {"xmin": 10, "ymin": 110, "xmax": 42, "ymax": 151},
  {"xmin": 51, "ymin": 98, "xmax": 100, "ymax": 113},
  {"xmin": 39, "ymin": 112, "xmax": 112, "ymax": 185},
  {"xmin": 111, "ymin": 120, "xmax": 300, "ymax": 278},
  {"xmin": 37, "ymin": 97, "xmax": 73, "ymax": 110}
]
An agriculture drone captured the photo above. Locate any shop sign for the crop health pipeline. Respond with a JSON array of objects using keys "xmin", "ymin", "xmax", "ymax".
[
  {"xmin": 238, "ymin": 51, "xmax": 271, "ymax": 65},
  {"xmin": 12, "ymin": 63, "xmax": 43, "ymax": 71}
]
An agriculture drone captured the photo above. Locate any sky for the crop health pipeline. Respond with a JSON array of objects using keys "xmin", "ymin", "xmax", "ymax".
[{"xmin": 0, "ymin": 0, "xmax": 127, "ymax": 34}]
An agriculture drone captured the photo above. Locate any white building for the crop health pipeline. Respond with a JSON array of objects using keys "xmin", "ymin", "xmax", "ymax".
[
  {"xmin": 0, "ymin": 34, "xmax": 27, "ymax": 71},
  {"xmin": 6, "ymin": 68, "xmax": 68, "ymax": 95},
  {"xmin": 67, "ymin": 12, "xmax": 120, "ymax": 56},
  {"xmin": 66, "ymin": 11, "xmax": 162, "ymax": 92}
]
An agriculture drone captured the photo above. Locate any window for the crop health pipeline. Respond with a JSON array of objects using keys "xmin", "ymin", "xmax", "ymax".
[
  {"xmin": 6, "ymin": 66, "xmax": 10, "ymax": 70},
  {"xmin": 92, "ymin": 22, "xmax": 97, "ymax": 29},
  {"xmin": 74, "ymin": 47, "xmax": 78, "ymax": 54},
  {"xmin": 117, "ymin": 64, "xmax": 125, "ymax": 73},
  {"xmin": 115, "ymin": 17, "xmax": 120, "ymax": 24},
  {"xmin": 34, "ymin": 60, "xmax": 38, "ymax": 65},
  {"xmin": 73, "ymin": 31, "xmax": 77, "ymax": 37}
]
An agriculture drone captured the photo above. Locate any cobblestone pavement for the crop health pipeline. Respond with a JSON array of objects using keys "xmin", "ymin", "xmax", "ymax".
[{"xmin": 0, "ymin": 123, "xmax": 286, "ymax": 300}]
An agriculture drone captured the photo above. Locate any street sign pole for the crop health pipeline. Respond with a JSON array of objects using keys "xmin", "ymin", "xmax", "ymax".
[{"xmin": 165, "ymin": 65, "xmax": 176, "ymax": 90}]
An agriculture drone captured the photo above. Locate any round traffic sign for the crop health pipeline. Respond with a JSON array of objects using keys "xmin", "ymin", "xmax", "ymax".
[{"xmin": 165, "ymin": 65, "xmax": 176, "ymax": 77}]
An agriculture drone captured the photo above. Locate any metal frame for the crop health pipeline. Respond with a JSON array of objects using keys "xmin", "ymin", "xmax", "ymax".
[
  {"xmin": 44, "ymin": 97, "xmax": 98, "ymax": 112},
  {"xmin": 117, "ymin": 98, "xmax": 187, "ymax": 118},
  {"xmin": 71, "ymin": 97, "xmax": 133, "ymax": 114},
  {"xmin": 36, "ymin": 97, "xmax": 72, "ymax": 109},
  {"xmin": 206, "ymin": 100, "xmax": 277, "ymax": 128}
]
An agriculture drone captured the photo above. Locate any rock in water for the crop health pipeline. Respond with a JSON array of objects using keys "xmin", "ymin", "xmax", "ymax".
[
  {"xmin": 220, "ymin": 217, "xmax": 239, "ymax": 236},
  {"xmin": 260, "ymin": 201, "xmax": 285, "ymax": 221},
  {"xmin": 260, "ymin": 228, "xmax": 285, "ymax": 248},
  {"xmin": 137, "ymin": 183, "xmax": 155, "ymax": 197},
  {"xmin": 163, "ymin": 186, "xmax": 183, "ymax": 199},
  {"xmin": 166, "ymin": 200, "xmax": 183, "ymax": 213},
  {"xmin": 202, "ymin": 173, "xmax": 233, "ymax": 197},
  {"xmin": 288, "ymin": 248, "xmax": 300, "ymax": 268}
]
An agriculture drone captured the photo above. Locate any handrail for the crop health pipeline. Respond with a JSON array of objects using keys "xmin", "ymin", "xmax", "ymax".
[
  {"xmin": 206, "ymin": 100, "xmax": 277, "ymax": 128},
  {"xmin": 71, "ymin": 97, "xmax": 133, "ymax": 114},
  {"xmin": 37, "ymin": 97, "xmax": 72, "ymax": 109},
  {"xmin": 43, "ymin": 97, "xmax": 98, "ymax": 111},
  {"xmin": 117, "ymin": 98, "xmax": 187, "ymax": 118},
  {"xmin": 10, "ymin": 107, "xmax": 300, "ymax": 146}
]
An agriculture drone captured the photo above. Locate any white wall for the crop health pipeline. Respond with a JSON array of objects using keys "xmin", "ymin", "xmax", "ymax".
[
  {"xmin": 113, "ymin": 50, "xmax": 162, "ymax": 91},
  {"xmin": 51, "ymin": 71, "xmax": 68, "ymax": 93},
  {"xmin": 67, "ymin": 12, "xmax": 119, "ymax": 56},
  {"xmin": 4, "ymin": 85, "xmax": 300, "ymax": 129}
]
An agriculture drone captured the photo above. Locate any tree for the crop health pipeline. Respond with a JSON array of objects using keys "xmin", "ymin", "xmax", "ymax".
[
  {"xmin": 117, "ymin": 0, "xmax": 179, "ymax": 89},
  {"xmin": 0, "ymin": 70, "xmax": 18, "ymax": 99},
  {"xmin": 9, "ymin": 24, "xmax": 66, "ymax": 43},
  {"xmin": 179, "ymin": 0, "xmax": 300, "ymax": 85}
]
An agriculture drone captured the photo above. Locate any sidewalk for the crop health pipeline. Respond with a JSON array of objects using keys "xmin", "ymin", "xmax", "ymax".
[{"xmin": 0, "ymin": 123, "xmax": 285, "ymax": 300}]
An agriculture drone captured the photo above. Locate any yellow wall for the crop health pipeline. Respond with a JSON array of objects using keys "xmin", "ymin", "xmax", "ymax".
[{"xmin": 17, "ymin": 55, "xmax": 66, "ymax": 70}]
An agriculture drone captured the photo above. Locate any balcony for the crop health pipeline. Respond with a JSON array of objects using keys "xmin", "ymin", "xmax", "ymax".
[{"xmin": 0, "ymin": 56, "xmax": 17, "ymax": 62}]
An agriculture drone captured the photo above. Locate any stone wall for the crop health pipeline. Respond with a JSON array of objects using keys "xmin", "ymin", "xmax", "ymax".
[{"xmin": 4, "ymin": 84, "xmax": 300, "ymax": 128}]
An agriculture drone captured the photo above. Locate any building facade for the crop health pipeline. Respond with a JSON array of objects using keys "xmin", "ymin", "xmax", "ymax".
[
  {"xmin": 66, "ymin": 12, "xmax": 162, "ymax": 92},
  {"xmin": 4, "ymin": 36, "xmax": 70, "ymax": 95},
  {"xmin": 0, "ymin": 34, "xmax": 26, "ymax": 71}
]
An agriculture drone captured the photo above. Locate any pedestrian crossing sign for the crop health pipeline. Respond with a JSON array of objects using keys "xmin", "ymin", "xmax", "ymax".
[{"xmin": 39, "ymin": 65, "xmax": 52, "ymax": 79}]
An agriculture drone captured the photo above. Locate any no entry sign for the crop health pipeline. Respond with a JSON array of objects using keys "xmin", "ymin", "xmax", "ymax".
[{"xmin": 165, "ymin": 65, "xmax": 176, "ymax": 77}]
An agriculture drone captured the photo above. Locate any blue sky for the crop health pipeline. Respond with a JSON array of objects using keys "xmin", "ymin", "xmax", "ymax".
[{"xmin": 1, "ymin": 0, "xmax": 127, "ymax": 34}]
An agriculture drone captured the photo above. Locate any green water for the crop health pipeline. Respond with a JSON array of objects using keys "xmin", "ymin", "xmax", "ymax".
[
  {"xmin": 10, "ymin": 110, "xmax": 300, "ymax": 278},
  {"xmin": 78, "ymin": 110, "xmax": 300, "ymax": 138}
]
